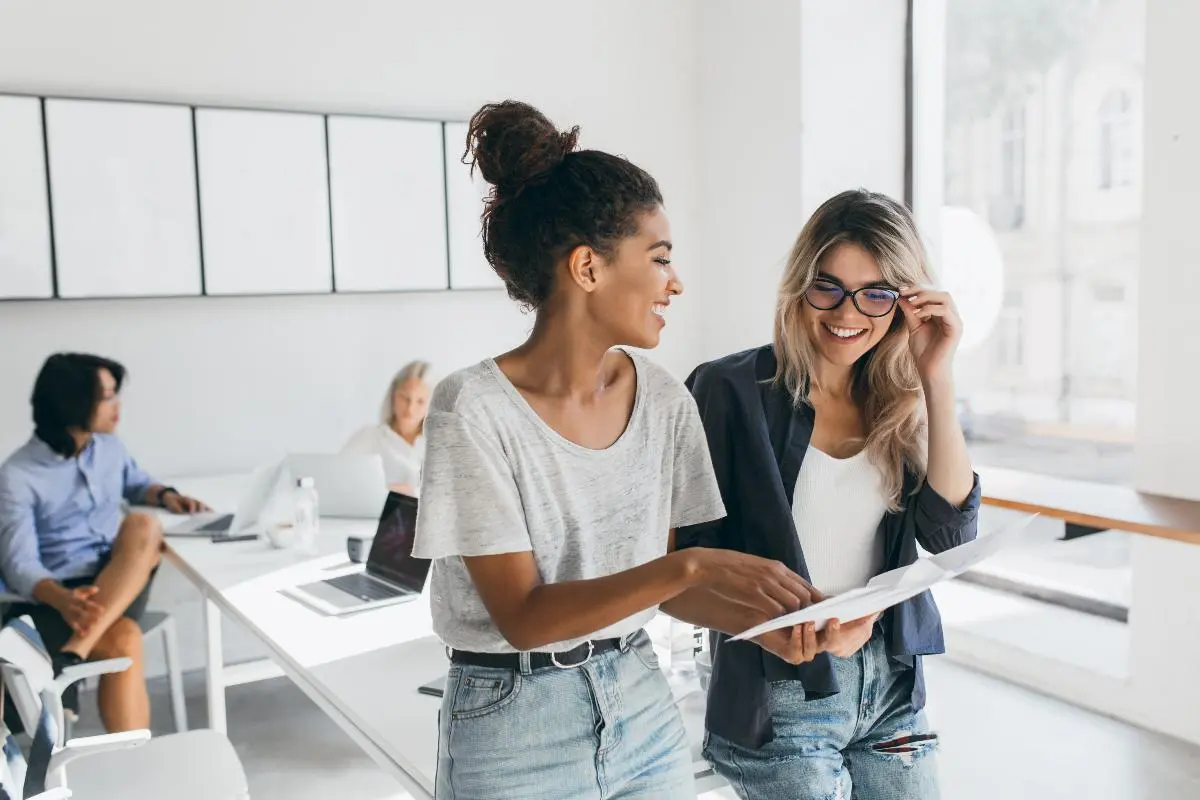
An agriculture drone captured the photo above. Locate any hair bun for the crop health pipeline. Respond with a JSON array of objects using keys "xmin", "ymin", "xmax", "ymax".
[{"xmin": 465, "ymin": 101, "xmax": 579, "ymax": 195}]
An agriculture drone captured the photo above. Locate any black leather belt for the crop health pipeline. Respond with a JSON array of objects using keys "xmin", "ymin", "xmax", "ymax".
[{"xmin": 450, "ymin": 637, "xmax": 623, "ymax": 670}]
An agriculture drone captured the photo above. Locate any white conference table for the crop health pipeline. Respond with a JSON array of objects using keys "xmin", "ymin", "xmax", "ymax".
[{"xmin": 159, "ymin": 474, "xmax": 722, "ymax": 798}]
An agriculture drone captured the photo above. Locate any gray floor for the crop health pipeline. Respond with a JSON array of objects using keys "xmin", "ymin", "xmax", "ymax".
[{"xmin": 71, "ymin": 659, "xmax": 1200, "ymax": 799}]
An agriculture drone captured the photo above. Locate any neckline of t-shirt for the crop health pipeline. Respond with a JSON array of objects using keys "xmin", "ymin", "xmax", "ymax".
[{"xmin": 483, "ymin": 348, "xmax": 645, "ymax": 457}]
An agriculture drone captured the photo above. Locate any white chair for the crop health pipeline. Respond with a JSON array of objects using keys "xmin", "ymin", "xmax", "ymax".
[
  {"xmin": 3, "ymin": 732, "xmax": 76, "ymax": 799},
  {"xmin": 0, "ymin": 651, "xmax": 140, "ymax": 800},
  {"xmin": 0, "ymin": 617, "xmax": 248, "ymax": 800}
]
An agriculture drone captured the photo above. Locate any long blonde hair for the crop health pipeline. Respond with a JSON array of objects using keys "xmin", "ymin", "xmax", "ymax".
[
  {"xmin": 774, "ymin": 189, "xmax": 932, "ymax": 509},
  {"xmin": 380, "ymin": 360, "xmax": 434, "ymax": 431}
]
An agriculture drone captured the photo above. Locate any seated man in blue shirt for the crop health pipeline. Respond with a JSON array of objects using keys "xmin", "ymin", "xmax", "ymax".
[{"xmin": 0, "ymin": 353, "xmax": 209, "ymax": 732}]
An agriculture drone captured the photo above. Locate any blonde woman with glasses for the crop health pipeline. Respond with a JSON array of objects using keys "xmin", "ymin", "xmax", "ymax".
[
  {"xmin": 674, "ymin": 189, "xmax": 980, "ymax": 799},
  {"xmin": 342, "ymin": 360, "xmax": 433, "ymax": 496}
]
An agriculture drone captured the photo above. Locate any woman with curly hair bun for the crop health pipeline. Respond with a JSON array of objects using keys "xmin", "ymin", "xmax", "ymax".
[{"xmin": 412, "ymin": 100, "xmax": 820, "ymax": 799}]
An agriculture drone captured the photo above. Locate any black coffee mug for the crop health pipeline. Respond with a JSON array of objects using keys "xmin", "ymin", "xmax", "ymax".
[{"xmin": 346, "ymin": 535, "xmax": 373, "ymax": 564}]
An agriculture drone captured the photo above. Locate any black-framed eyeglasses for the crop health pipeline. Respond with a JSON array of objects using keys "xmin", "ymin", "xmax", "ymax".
[{"xmin": 804, "ymin": 280, "xmax": 900, "ymax": 318}]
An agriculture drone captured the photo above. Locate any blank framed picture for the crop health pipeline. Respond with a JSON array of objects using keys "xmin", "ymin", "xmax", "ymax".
[
  {"xmin": 443, "ymin": 122, "xmax": 503, "ymax": 290},
  {"xmin": 44, "ymin": 98, "xmax": 202, "ymax": 298},
  {"xmin": 327, "ymin": 115, "xmax": 448, "ymax": 292},
  {"xmin": 196, "ymin": 108, "xmax": 332, "ymax": 296},
  {"xmin": 0, "ymin": 95, "xmax": 54, "ymax": 299}
]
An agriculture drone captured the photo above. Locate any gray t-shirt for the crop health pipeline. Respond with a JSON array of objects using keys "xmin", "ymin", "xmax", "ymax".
[{"xmin": 412, "ymin": 350, "xmax": 726, "ymax": 653}]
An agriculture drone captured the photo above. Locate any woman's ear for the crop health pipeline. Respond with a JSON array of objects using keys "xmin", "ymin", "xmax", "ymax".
[{"xmin": 565, "ymin": 244, "xmax": 600, "ymax": 293}]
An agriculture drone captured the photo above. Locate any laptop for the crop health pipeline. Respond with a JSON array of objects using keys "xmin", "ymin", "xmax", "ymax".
[
  {"xmin": 283, "ymin": 453, "xmax": 389, "ymax": 519},
  {"xmin": 282, "ymin": 492, "xmax": 430, "ymax": 615},
  {"xmin": 163, "ymin": 460, "xmax": 289, "ymax": 540}
]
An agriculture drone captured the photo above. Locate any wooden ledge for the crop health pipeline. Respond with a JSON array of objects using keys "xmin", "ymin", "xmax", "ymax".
[{"xmin": 977, "ymin": 466, "xmax": 1200, "ymax": 546}]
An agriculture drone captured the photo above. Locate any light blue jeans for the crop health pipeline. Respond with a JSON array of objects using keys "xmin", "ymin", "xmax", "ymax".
[
  {"xmin": 704, "ymin": 632, "xmax": 940, "ymax": 800},
  {"xmin": 435, "ymin": 629, "xmax": 694, "ymax": 799}
]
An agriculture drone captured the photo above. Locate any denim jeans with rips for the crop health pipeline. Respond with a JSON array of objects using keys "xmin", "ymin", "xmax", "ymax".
[{"xmin": 704, "ymin": 631, "xmax": 940, "ymax": 800}]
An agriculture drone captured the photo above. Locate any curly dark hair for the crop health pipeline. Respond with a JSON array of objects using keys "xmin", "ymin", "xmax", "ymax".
[{"xmin": 463, "ymin": 100, "xmax": 663, "ymax": 309}]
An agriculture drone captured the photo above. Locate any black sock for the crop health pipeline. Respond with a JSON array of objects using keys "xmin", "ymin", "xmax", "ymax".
[
  {"xmin": 52, "ymin": 651, "xmax": 84, "ymax": 715},
  {"xmin": 51, "ymin": 650, "xmax": 83, "ymax": 676}
]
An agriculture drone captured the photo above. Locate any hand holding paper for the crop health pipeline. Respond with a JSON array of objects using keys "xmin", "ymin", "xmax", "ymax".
[{"xmin": 730, "ymin": 514, "xmax": 1038, "ymax": 642}]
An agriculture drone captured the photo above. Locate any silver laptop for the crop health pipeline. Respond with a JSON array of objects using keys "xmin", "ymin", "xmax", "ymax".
[
  {"xmin": 284, "ymin": 453, "xmax": 389, "ymax": 519},
  {"xmin": 164, "ymin": 461, "xmax": 287, "ymax": 539},
  {"xmin": 282, "ymin": 492, "xmax": 430, "ymax": 615}
]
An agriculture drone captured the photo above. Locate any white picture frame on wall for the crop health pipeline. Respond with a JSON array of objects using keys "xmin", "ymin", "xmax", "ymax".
[
  {"xmin": 0, "ymin": 95, "xmax": 54, "ymax": 299},
  {"xmin": 195, "ymin": 107, "xmax": 332, "ymax": 296},
  {"xmin": 443, "ymin": 121, "xmax": 503, "ymax": 290},
  {"xmin": 44, "ymin": 98, "xmax": 202, "ymax": 298},
  {"xmin": 327, "ymin": 115, "xmax": 448, "ymax": 292}
]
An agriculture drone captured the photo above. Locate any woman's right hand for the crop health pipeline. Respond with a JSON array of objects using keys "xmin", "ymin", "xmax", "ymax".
[{"xmin": 684, "ymin": 547, "xmax": 821, "ymax": 618}]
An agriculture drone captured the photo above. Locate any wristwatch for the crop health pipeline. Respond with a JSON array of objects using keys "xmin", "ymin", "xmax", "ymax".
[{"xmin": 157, "ymin": 486, "xmax": 180, "ymax": 508}]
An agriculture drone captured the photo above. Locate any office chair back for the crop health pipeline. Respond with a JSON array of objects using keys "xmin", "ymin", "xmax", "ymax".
[{"xmin": 0, "ymin": 621, "xmax": 61, "ymax": 748}]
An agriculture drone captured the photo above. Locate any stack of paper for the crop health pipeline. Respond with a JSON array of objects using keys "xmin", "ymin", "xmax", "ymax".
[{"xmin": 731, "ymin": 513, "xmax": 1039, "ymax": 641}]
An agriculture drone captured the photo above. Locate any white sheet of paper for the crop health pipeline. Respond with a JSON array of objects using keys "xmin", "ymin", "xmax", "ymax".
[
  {"xmin": 926, "ymin": 514, "xmax": 1034, "ymax": 574},
  {"xmin": 730, "ymin": 513, "xmax": 1038, "ymax": 641}
]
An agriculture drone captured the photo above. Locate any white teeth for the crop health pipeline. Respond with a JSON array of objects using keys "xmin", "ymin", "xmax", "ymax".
[
  {"xmin": 825, "ymin": 324, "xmax": 864, "ymax": 339},
  {"xmin": 652, "ymin": 304, "xmax": 667, "ymax": 316}
]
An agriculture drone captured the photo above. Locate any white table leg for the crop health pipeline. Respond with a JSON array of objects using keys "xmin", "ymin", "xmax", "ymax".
[{"xmin": 203, "ymin": 596, "xmax": 227, "ymax": 734}]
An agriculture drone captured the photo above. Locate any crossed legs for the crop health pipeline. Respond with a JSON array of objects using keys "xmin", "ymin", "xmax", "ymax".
[{"xmin": 62, "ymin": 512, "xmax": 163, "ymax": 731}]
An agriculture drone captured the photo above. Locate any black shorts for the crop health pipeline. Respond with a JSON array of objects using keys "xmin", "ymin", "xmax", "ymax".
[
  {"xmin": 2, "ymin": 567, "xmax": 157, "ymax": 657},
  {"xmin": 1, "ymin": 555, "xmax": 158, "ymax": 727}
]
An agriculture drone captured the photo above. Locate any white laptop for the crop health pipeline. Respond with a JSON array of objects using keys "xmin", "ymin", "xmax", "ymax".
[
  {"xmin": 163, "ymin": 461, "xmax": 288, "ymax": 540},
  {"xmin": 284, "ymin": 453, "xmax": 389, "ymax": 519},
  {"xmin": 282, "ymin": 491, "xmax": 430, "ymax": 615}
]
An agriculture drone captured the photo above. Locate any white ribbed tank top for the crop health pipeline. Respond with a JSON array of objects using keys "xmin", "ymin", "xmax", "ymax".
[{"xmin": 792, "ymin": 445, "xmax": 890, "ymax": 596}]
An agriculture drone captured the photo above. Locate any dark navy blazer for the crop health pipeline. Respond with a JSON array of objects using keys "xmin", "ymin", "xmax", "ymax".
[{"xmin": 677, "ymin": 345, "xmax": 981, "ymax": 749}]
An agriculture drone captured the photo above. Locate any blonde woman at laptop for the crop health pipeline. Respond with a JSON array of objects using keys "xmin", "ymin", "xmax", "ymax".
[{"xmin": 341, "ymin": 361, "xmax": 433, "ymax": 496}]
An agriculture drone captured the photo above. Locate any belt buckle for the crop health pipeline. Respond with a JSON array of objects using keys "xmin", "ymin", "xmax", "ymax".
[{"xmin": 551, "ymin": 640, "xmax": 594, "ymax": 669}]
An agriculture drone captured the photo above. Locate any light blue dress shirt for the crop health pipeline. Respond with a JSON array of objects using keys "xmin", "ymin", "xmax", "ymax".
[{"xmin": 0, "ymin": 434, "xmax": 155, "ymax": 599}]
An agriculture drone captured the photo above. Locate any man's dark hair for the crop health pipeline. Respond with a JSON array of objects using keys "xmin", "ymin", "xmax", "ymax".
[{"xmin": 31, "ymin": 353, "xmax": 126, "ymax": 457}]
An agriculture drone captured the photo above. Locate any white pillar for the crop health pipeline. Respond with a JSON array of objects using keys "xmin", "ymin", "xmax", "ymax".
[
  {"xmin": 1130, "ymin": 0, "xmax": 1200, "ymax": 746},
  {"xmin": 695, "ymin": 0, "xmax": 908, "ymax": 360}
]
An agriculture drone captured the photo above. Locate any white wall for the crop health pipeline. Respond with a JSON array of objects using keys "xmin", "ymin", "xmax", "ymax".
[
  {"xmin": 695, "ymin": 0, "xmax": 908, "ymax": 361},
  {"xmin": 798, "ymin": 1, "xmax": 908, "ymax": 218},
  {"xmin": 0, "ymin": 0, "xmax": 705, "ymax": 477},
  {"xmin": 0, "ymin": 293, "xmax": 527, "ymax": 477}
]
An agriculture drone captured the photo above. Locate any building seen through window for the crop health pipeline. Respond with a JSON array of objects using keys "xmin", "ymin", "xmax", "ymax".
[{"xmin": 934, "ymin": 0, "xmax": 1143, "ymax": 484}]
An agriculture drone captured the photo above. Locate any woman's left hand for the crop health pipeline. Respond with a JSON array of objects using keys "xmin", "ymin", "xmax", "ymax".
[{"xmin": 898, "ymin": 286, "xmax": 963, "ymax": 385}]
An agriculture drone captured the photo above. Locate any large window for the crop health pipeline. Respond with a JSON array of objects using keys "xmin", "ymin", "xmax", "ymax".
[
  {"xmin": 916, "ymin": 0, "xmax": 1144, "ymax": 485},
  {"xmin": 1098, "ymin": 89, "xmax": 1135, "ymax": 190},
  {"xmin": 914, "ymin": 1, "xmax": 1146, "ymax": 668},
  {"xmin": 995, "ymin": 104, "xmax": 1026, "ymax": 230}
]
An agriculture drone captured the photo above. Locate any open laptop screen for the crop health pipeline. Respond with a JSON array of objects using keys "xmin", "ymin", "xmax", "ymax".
[{"xmin": 365, "ymin": 492, "xmax": 430, "ymax": 592}]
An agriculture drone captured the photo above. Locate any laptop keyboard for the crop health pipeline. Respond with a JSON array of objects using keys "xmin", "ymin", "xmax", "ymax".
[
  {"xmin": 196, "ymin": 514, "xmax": 234, "ymax": 533},
  {"xmin": 324, "ymin": 573, "xmax": 404, "ymax": 602}
]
